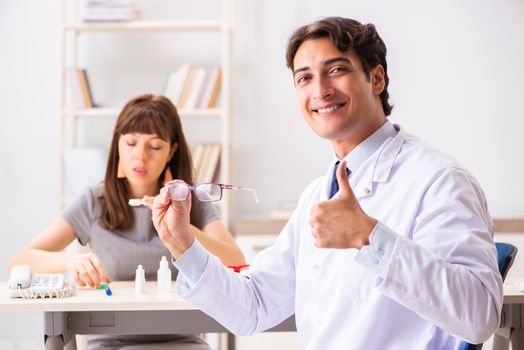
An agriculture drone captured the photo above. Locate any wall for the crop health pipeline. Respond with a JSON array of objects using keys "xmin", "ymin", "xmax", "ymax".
[
  {"xmin": 233, "ymin": 0, "xmax": 524, "ymax": 218},
  {"xmin": 1, "ymin": 0, "xmax": 524, "ymax": 348}
]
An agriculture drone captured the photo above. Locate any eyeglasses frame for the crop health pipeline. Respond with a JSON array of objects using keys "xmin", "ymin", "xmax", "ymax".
[{"xmin": 166, "ymin": 181, "xmax": 259, "ymax": 203}]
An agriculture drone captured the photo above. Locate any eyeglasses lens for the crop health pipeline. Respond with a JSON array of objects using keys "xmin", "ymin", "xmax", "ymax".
[
  {"xmin": 195, "ymin": 184, "xmax": 221, "ymax": 202},
  {"xmin": 169, "ymin": 183, "xmax": 189, "ymax": 201}
]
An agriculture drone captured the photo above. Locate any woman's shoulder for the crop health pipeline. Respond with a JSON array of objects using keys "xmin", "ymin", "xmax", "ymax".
[
  {"xmin": 73, "ymin": 184, "xmax": 105, "ymax": 210},
  {"xmin": 88, "ymin": 183, "xmax": 105, "ymax": 199},
  {"xmin": 60, "ymin": 184, "xmax": 105, "ymax": 227}
]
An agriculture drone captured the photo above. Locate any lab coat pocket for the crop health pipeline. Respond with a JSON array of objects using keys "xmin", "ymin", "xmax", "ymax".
[{"xmin": 337, "ymin": 260, "xmax": 375, "ymax": 302}]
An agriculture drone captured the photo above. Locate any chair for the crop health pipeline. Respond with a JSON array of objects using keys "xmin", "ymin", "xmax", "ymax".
[{"xmin": 459, "ymin": 242, "xmax": 518, "ymax": 350}]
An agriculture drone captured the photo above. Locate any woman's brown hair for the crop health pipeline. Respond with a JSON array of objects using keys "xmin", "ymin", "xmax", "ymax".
[{"xmin": 100, "ymin": 94, "xmax": 198, "ymax": 231}]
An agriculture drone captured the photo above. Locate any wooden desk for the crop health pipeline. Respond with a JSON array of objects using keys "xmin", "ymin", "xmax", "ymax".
[{"xmin": 0, "ymin": 281, "xmax": 295, "ymax": 350}]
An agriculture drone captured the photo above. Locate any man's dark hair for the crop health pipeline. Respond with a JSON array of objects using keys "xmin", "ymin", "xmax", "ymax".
[{"xmin": 286, "ymin": 17, "xmax": 393, "ymax": 116}]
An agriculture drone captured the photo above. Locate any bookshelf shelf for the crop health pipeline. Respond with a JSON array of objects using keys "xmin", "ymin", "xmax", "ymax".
[
  {"xmin": 62, "ymin": 107, "xmax": 225, "ymax": 118},
  {"xmin": 60, "ymin": 0, "xmax": 235, "ymax": 225},
  {"xmin": 63, "ymin": 20, "xmax": 225, "ymax": 32}
]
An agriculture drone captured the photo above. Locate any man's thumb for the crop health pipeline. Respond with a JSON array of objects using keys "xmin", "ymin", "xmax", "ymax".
[{"xmin": 335, "ymin": 160, "xmax": 353, "ymax": 198}]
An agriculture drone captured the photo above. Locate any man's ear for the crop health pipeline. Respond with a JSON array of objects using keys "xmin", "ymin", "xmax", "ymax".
[
  {"xmin": 371, "ymin": 65, "xmax": 385, "ymax": 95},
  {"xmin": 169, "ymin": 142, "xmax": 178, "ymax": 160}
]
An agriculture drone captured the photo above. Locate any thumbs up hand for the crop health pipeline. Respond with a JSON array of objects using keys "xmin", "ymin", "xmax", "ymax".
[{"xmin": 310, "ymin": 160, "xmax": 378, "ymax": 249}]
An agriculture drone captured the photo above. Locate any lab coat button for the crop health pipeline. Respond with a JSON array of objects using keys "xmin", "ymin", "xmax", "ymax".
[
  {"xmin": 317, "ymin": 317, "xmax": 323, "ymax": 325},
  {"xmin": 364, "ymin": 187, "xmax": 371, "ymax": 194},
  {"xmin": 313, "ymin": 264, "xmax": 319, "ymax": 271},
  {"xmin": 374, "ymin": 259, "xmax": 380, "ymax": 265}
]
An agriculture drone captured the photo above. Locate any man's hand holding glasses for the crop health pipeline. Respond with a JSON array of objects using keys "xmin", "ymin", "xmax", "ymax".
[
  {"xmin": 150, "ymin": 180, "xmax": 259, "ymax": 259},
  {"xmin": 151, "ymin": 180, "xmax": 194, "ymax": 259}
]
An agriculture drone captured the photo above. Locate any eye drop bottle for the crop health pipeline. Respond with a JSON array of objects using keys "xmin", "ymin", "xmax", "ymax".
[
  {"xmin": 157, "ymin": 256, "xmax": 172, "ymax": 293},
  {"xmin": 135, "ymin": 265, "xmax": 146, "ymax": 294},
  {"xmin": 135, "ymin": 264, "xmax": 146, "ymax": 294}
]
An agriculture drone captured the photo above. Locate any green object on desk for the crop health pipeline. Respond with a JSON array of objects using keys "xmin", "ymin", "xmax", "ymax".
[
  {"xmin": 97, "ymin": 283, "xmax": 112, "ymax": 296},
  {"xmin": 97, "ymin": 283, "xmax": 110, "ymax": 289}
]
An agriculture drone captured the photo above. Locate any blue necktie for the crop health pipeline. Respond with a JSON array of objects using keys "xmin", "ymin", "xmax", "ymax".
[{"xmin": 329, "ymin": 161, "xmax": 350, "ymax": 199}]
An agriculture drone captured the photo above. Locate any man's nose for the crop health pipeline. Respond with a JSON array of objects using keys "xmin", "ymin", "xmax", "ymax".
[{"xmin": 313, "ymin": 76, "xmax": 334, "ymax": 100}]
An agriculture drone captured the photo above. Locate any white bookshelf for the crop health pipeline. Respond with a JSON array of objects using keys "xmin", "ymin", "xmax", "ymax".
[
  {"xmin": 61, "ymin": 108, "xmax": 224, "ymax": 118},
  {"xmin": 59, "ymin": 0, "xmax": 235, "ymax": 224},
  {"xmin": 63, "ymin": 20, "xmax": 224, "ymax": 32}
]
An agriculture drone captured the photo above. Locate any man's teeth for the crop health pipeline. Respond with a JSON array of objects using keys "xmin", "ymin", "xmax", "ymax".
[{"xmin": 317, "ymin": 105, "xmax": 340, "ymax": 113}]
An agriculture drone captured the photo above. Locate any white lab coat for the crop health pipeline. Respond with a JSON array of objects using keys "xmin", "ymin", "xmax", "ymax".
[{"xmin": 176, "ymin": 125, "xmax": 503, "ymax": 350}]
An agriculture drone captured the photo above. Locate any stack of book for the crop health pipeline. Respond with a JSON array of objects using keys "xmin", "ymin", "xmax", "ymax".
[
  {"xmin": 66, "ymin": 67, "xmax": 94, "ymax": 109},
  {"xmin": 164, "ymin": 65, "xmax": 222, "ymax": 110},
  {"xmin": 81, "ymin": 0, "xmax": 140, "ymax": 22},
  {"xmin": 192, "ymin": 143, "xmax": 221, "ymax": 183}
]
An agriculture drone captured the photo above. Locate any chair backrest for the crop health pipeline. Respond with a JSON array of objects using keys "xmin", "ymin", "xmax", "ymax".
[
  {"xmin": 495, "ymin": 242, "xmax": 518, "ymax": 281},
  {"xmin": 459, "ymin": 242, "xmax": 518, "ymax": 350}
]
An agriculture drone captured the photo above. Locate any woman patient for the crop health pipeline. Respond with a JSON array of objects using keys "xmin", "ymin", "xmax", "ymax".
[{"xmin": 8, "ymin": 94, "xmax": 245, "ymax": 350}]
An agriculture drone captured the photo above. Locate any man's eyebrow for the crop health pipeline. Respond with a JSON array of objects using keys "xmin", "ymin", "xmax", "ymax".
[
  {"xmin": 324, "ymin": 56, "xmax": 353, "ymax": 66},
  {"xmin": 293, "ymin": 56, "xmax": 353, "ymax": 76}
]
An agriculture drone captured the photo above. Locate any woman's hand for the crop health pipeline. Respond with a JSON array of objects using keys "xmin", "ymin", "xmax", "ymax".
[
  {"xmin": 66, "ymin": 252, "xmax": 112, "ymax": 288},
  {"xmin": 151, "ymin": 181, "xmax": 195, "ymax": 258}
]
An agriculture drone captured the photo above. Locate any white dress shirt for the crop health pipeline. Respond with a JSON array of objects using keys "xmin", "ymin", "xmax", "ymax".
[{"xmin": 174, "ymin": 123, "xmax": 503, "ymax": 350}]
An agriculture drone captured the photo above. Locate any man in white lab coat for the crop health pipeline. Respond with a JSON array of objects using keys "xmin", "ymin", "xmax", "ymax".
[{"xmin": 152, "ymin": 17, "xmax": 503, "ymax": 349}]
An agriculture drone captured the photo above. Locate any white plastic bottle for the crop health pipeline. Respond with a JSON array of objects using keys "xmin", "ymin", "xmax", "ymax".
[
  {"xmin": 157, "ymin": 256, "xmax": 172, "ymax": 293},
  {"xmin": 135, "ymin": 264, "xmax": 146, "ymax": 294}
]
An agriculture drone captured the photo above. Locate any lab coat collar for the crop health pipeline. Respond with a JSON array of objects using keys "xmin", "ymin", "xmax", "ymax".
[
  {"xmin": 371, "ymin": 123, "xmax": 404, "ymax": 183},
  {"xmin": 323, "ymin": 123, "xmax": 405, "ymax": 200}
]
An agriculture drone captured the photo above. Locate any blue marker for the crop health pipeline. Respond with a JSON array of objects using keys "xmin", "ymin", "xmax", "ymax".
[{"xmin": 98, "ymin": 283, "xmax": 112, "ymax": 296}]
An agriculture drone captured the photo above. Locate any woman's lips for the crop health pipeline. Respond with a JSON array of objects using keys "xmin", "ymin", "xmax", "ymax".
[{"xmin": 133, "ymin": 167, "xmax": 148, "ymax": 176}]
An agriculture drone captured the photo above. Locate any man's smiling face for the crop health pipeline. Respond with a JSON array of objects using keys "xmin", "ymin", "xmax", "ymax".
[{"xmin": 293, "ymin": 37, "xmax": 385, "ymax": 155}]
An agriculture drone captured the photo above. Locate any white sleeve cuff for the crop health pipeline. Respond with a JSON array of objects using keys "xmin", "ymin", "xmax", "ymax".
[
  {"xmin": 355, "ymin": 222, "xmax": 398, "ymax": 279},
  {"xmin": 171, "ymin": 239, "xmax": 209, "ymax": 287}
]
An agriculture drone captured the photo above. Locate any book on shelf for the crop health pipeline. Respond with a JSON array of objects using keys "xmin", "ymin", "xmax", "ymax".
[
  {"xmin": 202, "ymin": 143, "xmax": 221, "ymax": 183},
  {"xmin": 66, "ymin": 67, "xmax": 94, "ymax": 109},
  {"xmin": 194, "ymin": 68, "xmax": 214, "ymax": 109},
  {"xmin": 176, "ymin": 68, "xmax": 197, "ymax": 110},
  {"xmin": 192, "ymin": 143, "xmax": 221, "ymax": 183},
  {"xmin": 192, "ymin": 143, "xmax": 208, "ymax": 181},
  {"xmin": 66, "ymin": 68, "xmax": 84, "ymax": 109},
  {"xmin": 184, "ymin": 68, "xmax": 206, "ymax": 110},
  {"xmin": 205, "ymin": 68, "xmax": 222, "ymax": 108},
  {"xmin": 80, "ymin": 0, "xmax": 140, "ymax": 22},
  {"xmin": 195, "ymin": 67, "xmax": 222, "ymax": 109},
  {"xmin": 163, "ymin": 65, "xmax": 222, "ymax": 111},
  {"xmin": 164, "ymin": 64, "xmax": 190, "ymax": 109},
  {"xmin": 78, "ymin": 69, "xmax": 94, "ymax": 108}
]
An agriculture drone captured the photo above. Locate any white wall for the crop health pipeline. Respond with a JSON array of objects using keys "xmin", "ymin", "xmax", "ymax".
[
  {"xmin": 1, "ymin": 0, "xmax": 524, "ymax": 348},
  {"xmin": 0, "ymin": 1, "xmax": 61, "ymax": 348},
  {"xmin": 233, "ymin": 0, "xmax": 524, "ymax": 218}
]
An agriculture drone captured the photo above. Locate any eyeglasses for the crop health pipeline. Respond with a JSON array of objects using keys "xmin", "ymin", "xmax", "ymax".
[{"xmin": 167, "ymin": 181, "xmax": 259, "ymax": 203}]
